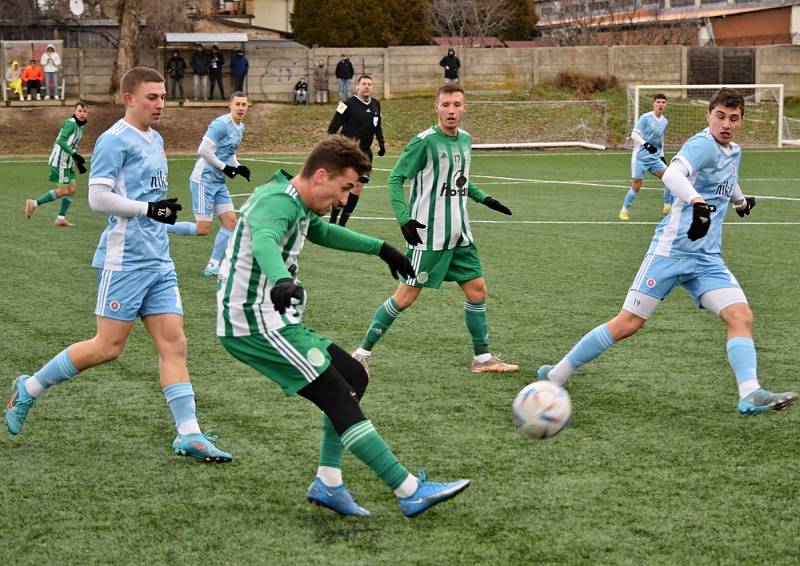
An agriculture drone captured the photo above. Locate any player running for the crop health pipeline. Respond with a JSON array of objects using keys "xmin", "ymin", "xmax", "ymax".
[
  {"xmin": 25, "ymin": 102, "xmax": 89, "ymax": 227},
  {"xmin": 217, "ymin": 135, "xmax": 470, "ymax": 517},
  {"xmin": 619, "ymin": 93, "xmax": 671, "ymax": 221},
  {"xmin": 539, "ymin": 88, "xmax": 797, "ymax": 416},
  {"xmin": 352, "ymin": 83, "xmax": 519, "ymax": 374},
  {"xmin": 167, "ymin": 92, "xmax": 251, "ymax": 277},
  {"xmin": 6, "ymin": 68, "xmax": 231, "ymax": 462}
]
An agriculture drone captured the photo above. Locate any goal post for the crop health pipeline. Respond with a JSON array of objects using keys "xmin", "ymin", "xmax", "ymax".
[
  {"xmin": 629, "ymin": 84, "xmax": 785, "ymax": 148},
  {"xmin": 462, "ymin": 100, "xmax": 608, "ymax": 150}
]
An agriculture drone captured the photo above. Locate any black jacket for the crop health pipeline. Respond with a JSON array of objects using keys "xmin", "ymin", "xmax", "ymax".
[
  {"xmin": 328, "ymin": 96, "xmax": 384, "ymax": 157},
  {"xmin": 166, "ymin": 56, "xmax": 186, "ymax": 80},
  {"xmin": 190, "ymin": 50, "xmax": 210, "ymax": 75},
  {"xmin": 209, "ymin": 51, "xmax": 225, "ymax": 74},
  {"xmin": 439, "ymin": 54, "xmax": 460, "ymax": 79},
  {"xmin": 335, "ymin": 59, "xmax": 354, "ymax": 80},
  {"xmin": 294, "ymin": 80, "xmax": 308, "ymax": 91}
]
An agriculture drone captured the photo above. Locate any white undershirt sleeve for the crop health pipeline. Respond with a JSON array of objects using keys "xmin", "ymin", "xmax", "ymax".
[
  {"xmin": 197, "ymin": 137, "xmax": 226, "ymax": 170},
  {"xmin": 630, "ymin": 130, "xmax": 646, "ymax": 145},
  {"xmin": 730, "ymin": 183, "xmax": 745, "ymax": 205},
  {"xmin": 662, "ymin": 159, "xmax": 702, "ymax": 203},
  {"xmin": 88, "ymin": 183, "xmax": 149, "ymax": 217}
]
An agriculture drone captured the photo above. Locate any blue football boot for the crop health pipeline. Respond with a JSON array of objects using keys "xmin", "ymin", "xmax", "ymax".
[
  {"xmin": 5, "ymin": 375, "xmax": 35, "ymax": 435},
  {"xmin": 306, "ymin": 477, "xmax": 370, "ymax": 516},
  {"xmin": 536, "ymin": 365, "xmax": 553, "ymax": 382},
  {"xmin": 172, "ymin": 430, "xmax": 232, "ymax": 463},
  {"xmin": 203, "ymin": 261, "xmax": 221, "ymax": 278},
  {"xmin": 398, "ymin": 470, "xmax": 470, "ymax": 518},
  {"xmin": 737, "ymin": 388, "xmax": 798, "ymax": 416}
]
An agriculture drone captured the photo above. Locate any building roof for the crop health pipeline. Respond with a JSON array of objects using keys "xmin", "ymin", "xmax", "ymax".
[{"xmin": 164, "ymin": 32, "xmax": 248, "ymax": 44}]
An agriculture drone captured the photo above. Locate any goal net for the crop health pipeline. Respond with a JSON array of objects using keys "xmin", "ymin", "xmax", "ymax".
[
  {"xmin": 628, "ymin": 84, "xmax": 785, "ymax": 148},
  {"xmin": 462, "ymin": 100, "xmax": 608, "ymax": 150}
]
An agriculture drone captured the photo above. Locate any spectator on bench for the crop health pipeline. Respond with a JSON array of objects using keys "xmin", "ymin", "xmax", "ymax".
[
  {"xmin": 293, "ymin": 77, "xmax": 308, "ymax": 105},
  {"xmin": 22, "ymin": 59, "xmax": 44, "ymax": 101},
  {"xmin": 6, "ymin": 60, "xmax": 23, "ymax": 100}
]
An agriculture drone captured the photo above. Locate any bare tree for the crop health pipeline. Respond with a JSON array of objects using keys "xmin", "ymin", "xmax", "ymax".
[
  {"xmin": 109, "ymin": 0, "xmax": 143, "ymax": 96},
  {"xmin": 430, "ymin": 0, "xmax": 514, "ymax": 46}
]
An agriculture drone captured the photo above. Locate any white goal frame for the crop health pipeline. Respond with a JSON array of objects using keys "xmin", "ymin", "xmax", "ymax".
[
  {"xmin": 465, "ymin": 100, "xmax": 608, "ymax": 150},
  {"xmin": 633, "ymin": 83, "xmax": 786, "ymax": 147}
]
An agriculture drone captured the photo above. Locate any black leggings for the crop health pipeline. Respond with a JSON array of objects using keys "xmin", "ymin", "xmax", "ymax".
[{"xmin": 297, "ymin": 343, "xmax": 369, "ymax": 436}]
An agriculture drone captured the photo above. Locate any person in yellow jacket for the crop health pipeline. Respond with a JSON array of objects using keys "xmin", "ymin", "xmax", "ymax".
[{"xmin": 5, "ymin": 60, "xmax": 23, "ymax": 100}]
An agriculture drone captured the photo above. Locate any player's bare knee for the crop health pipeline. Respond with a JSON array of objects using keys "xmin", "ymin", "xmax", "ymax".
[
  {"xmin": 721, "ymin": 303, "xmax": 752, "ymax": 331},
  {"xmin": 393, "ymin": 287, "xmax": 419, "ymax": 309},
  {"xmin": 98, "ymin": 339, "xmax": 126, "ymax": 362},
  {"xmin": 67, "ymin": 184, "xmax": 77, "ymax": 196}
]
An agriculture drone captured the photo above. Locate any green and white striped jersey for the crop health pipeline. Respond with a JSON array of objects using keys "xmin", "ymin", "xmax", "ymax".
[
  {"xmin": 217, "ymin": 169, "xmax": 383, "ymax": 337},
  {"xmin": 47, "ymin": 117, "xmax": 84, "ymax": 170},
  {"xmin": 388, "ymin": 125, "xmax": 488, "ymax": 251}
]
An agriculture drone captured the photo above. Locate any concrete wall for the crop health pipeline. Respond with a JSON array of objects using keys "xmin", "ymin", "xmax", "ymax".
[{"xmin": 59, "ymin": 44, "xmax": 800, "ymax": 103}]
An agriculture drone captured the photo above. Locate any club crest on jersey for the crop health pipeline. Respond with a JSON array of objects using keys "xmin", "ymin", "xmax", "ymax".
[{"xmin": 646, "ymin": 278, "xmax": 657, "ymax": 288}]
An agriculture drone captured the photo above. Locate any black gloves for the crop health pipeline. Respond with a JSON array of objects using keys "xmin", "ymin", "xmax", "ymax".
[
  {"xmin": 378, "ymin": 243, "xmax": 416, "ymax": 280},
  {"xmin": 223, "ymin": 165, "xmax": 238, "ymax": 179},
  {"xmin": 687, "ymin": 202, "xmax": 716, "ymax": 241},
  {"xmin": 236, "ymin": 165, "xmax": 251, "ymax": 181},
  {"xmin": 73, "ymin": 153, "xmax": 87, "ymax": 174},
  {"xmin": 146, "ymin": 197, "xmax": 182, "ymax": 225},
  {"xmin": 483, "ymin": 197, "xmax": 512, "ymax": 215},
  {"xmin": 660, "ymin": 156, "xmax": 667, "ymax": 165},
  {"xmin": 400, "ymin": 219, "xmax": 426, "ymax": 246},
  {"xmin": 735, "ymin": 196, "xmax": 756, "ymax": 217},
  {"xmin": 643, "ymin": 142, "xmax": 657, "ymax": 154},
  {"xmin": 270, "ymin": 278, "xmax": 304, "ymax": 314},
  {"xmin": 378, "ymin": 142, "xmax": 386, "ymax": 157}
]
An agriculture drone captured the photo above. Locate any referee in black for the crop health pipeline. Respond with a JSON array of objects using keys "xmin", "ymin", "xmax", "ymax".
[{"xmin": 327, "ymin": 74, "xmax": 386, "ymax": 226}]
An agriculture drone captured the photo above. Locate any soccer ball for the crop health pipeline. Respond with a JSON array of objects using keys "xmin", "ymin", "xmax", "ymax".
[{"xmin": 512, "ymin": 381, "xmax": 572, "ymax": 439}]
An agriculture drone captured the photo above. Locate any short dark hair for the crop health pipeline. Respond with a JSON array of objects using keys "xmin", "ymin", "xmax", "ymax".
[
  {"xmin": 300, "ymin": 135, "xmax": 371, "ymax": 181},
  {"xmin": 708, "ymin": 87, "xmax": 745, "ymax": 117},
  {"xmin": 121, "ymin": 67, "xmax": 165, "ymax": 95},
  {"xmin": 230, "ymin": 91, "xmax": 247, "ymax": 100},
  {"xmin": 436, "ymin": 82, "xmax": 465, "ymax": 101},
  {"xmin": 653, "ymin": 93, "xmax": 667, "ymax": 101},
  {"xmin": 75, "ymin": 101, "xmax": 89, "ymax": 109},
  {"xmin": 357, "ymin": 75, "xmax": 373, "ymax": 83}
]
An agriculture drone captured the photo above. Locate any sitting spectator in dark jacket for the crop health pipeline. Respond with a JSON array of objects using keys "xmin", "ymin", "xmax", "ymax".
[{"xmin": 293, "ymin": 78, "xmax": 308, "ymax": 105}]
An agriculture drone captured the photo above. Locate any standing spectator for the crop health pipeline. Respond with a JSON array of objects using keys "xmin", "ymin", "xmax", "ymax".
[
  {"xmin": 165, "ymin": 49, "xmax": 187, "ymax": 100},
  {"xmin": 22, "ymin": 59, "xmax": 44, "ymax": 101},
  {"xmin": 209, "ymin": 45, "xmax": 225, "ymax": 100},
  {"xmin": 335, "ymin": 54, "xmax": 354, "ymax": 101},
  {"xmin": 5, "ymin": 60, "xmax": 23, "ymax": 100},
  {"xmin": 40, "ymin": 43, "xmax": 61, "ymax": 99},
  {"xmin": 313, "ymin": 58, "xmax": 328, "ymax": 104},
  {"xmin": 230, "ymin": 49, "xmax": 249, "ymax": 92},
  {"xmin": 190, "ymin": 43, "xmax": 210, "ymax": 101},
  {"xmin": 293, "ymin": 77, "xmax": 308, "ymax": 105},
  {"xmin": 439, "ymin": 48, "xmax": 460, "ymax": 84}
]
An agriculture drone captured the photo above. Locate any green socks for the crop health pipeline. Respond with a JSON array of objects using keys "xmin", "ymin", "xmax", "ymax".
[
  {"xmin": 318, "ymin": 414, "xmax": 344, "ymax": 469},
  {"xmin": 464, "ymin": 300, "xmax": 490, "ymax": 355},
  {"xmin": 36, "ymin": 190, "xmax": 58, "ymax": 206},
  {"xmin": 340, "ymin": 420, "xmax": 409, "ymax": 490},
  {"xmin": 360, "ymin": 297, "xmax": 403, "ymax": 350},
  {"xmin": 58, "ymin": 195, "xmax": 73, "ymax": 216}
]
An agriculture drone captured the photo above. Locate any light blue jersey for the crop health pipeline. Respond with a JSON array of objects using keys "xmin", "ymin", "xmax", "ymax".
[
  {"xmin": 632, "ymin": 111, "xmax": 668, "ymax": 158},
  {"xmin": 190, "ymin": 114, "xmax": 244, "ymax": 187},
  {"xmin": 89, "ymin": 119, "xmax": 174, "ymax": 272},
  {"xmin": 648, "ymin": 128, "xmax": 741, "ymax": 258}
]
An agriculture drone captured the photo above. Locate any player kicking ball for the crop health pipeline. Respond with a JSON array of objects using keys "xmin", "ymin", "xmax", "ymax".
[
  {"xmin": 25, "ymin": 101, "xmax": 90, "ymax": 227},
  {"xmin": 353, "ymin": 83, "xmax": 518, "ymax": 374},
  {"xmin": 539, "ymin": 88, "xmax": 797, "ymax": 416},
  {"xmin": 6, "ymin": 68, "xmax": 231, "ymax": 462},
  {"xmin": 217, "ymin": 135, "xmax": 469, "ymax": 517},
  {"xmin": 619, "ymin": 93, "xmax": 672, "ymax": 221},
  {"xmin": 167, "ymin": 92, "xmax": 251, "ymax": 277}
]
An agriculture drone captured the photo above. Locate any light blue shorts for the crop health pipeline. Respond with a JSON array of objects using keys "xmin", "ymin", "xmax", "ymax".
[
  {"xmin": 629, "ymin": 254, "xmax": 741, "ymax": 308},
  {"xmin": 95, "ymin": 269, "xmax": 183, "ymax": 321},
  {"xmin": 189, "ymin": 179, "xmax": 233, "ymax": 219},
  {"xmin": 631, "ymin": 152, "xmax": 667, "ymax": 179}
]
